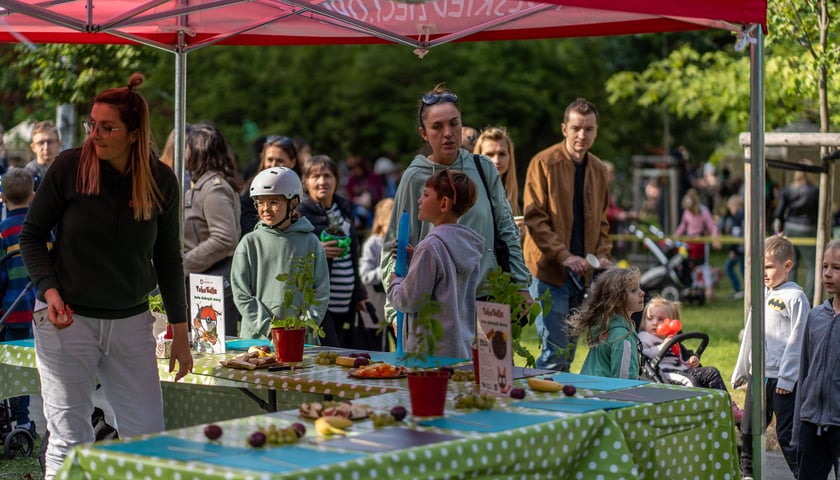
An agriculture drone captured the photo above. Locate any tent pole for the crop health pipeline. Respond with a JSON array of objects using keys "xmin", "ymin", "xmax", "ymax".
[
  {"xmin": 748, "ymin": 25, "xmax": 766, "ymax": 480},
  {"xmin": 175, "ymin": 30, "xmax": 187, "ymax": 248}
]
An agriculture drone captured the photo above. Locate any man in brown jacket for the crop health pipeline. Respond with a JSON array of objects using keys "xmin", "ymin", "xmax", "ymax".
[{"xmin": 523, "ymin": 98, "xmax": 613, "ymax": 371}]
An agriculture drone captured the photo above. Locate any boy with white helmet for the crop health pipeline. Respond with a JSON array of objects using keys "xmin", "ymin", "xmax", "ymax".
[{"xmin": 231, "ymin": 167, "xmax": 329, "ymax": 340}]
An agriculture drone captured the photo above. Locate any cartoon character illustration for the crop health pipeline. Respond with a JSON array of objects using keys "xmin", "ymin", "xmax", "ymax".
[
  {"xmin": 497, "ymin": 365, "xmax": 511, "ymax": 393},
  {"xmin": 193, "ymin": 304, "xmax": 220, "ymax": 345}
]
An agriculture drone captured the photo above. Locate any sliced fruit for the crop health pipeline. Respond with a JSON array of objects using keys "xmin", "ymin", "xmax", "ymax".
[
  {"xmin": 335, "ymin": 356, "xmax": 357, "ymax": 367},
  {"xmin": 527, "ymin": 377, "xmax": 564, "ymax": 393}
]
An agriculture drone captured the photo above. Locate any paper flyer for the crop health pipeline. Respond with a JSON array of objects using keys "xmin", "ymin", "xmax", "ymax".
[
  {"xmin": 189, "ymin": 273, "xmax": 226, "ymax": 354},
  {"xmin": 476, "ymin": 301, "xmax": 512, "ymax": 395}
]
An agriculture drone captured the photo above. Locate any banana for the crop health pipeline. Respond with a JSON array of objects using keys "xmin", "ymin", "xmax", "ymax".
[
  {"xmin": 248, "ymin": 346, "xmax": 273, "ymax": 358},
  {"xmin": 335, "ymin": 356, "xmax": 357, "ymax": 367},
  {"xmin": 315, "ymin": 416, "xmax": 352, "ymax": 436},
  {"xmin": 527, "ymin": 377, "xmax": 564, "ymax": 393}
]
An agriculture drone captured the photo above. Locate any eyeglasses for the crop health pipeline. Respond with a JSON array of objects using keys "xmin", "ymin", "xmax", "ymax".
[
  {"xmin": 422, "ymin": 92, "xmax": 458, "ymax": 106},
  {"xmin": 254, "ymin": 199, "xmax": 283, "ymax": 210},
  {"xmin": 33, "ymin": 139, "xmax": 58, "ymax": 147},
  {"xmin": 83, "ymin": 121, "xmax": 121, "ymax": 138},
  {"xmin": 445, "ymin": 169, "xmax": 457, "ymax": 206}
]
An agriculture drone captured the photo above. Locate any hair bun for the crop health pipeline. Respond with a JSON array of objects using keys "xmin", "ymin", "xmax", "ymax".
[{"xmin": 127, "ymin": 72, "xmax": 145, "ymax": 92}]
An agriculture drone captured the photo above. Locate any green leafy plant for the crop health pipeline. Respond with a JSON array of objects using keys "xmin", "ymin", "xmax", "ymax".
[
  {"xmin": 484, "ymin": 267, "xmax": 552, "ymax": 368},
  {"xmin": 401, "ymin": 295, "xmax": 444, "ymax": 368},
  {"xmin": 148, "ymin": 293, "xmax": 166, "ymax": 314},
  {"xmin": 271, "ymin": 253, "xmax": 325, "ymax": 338}
]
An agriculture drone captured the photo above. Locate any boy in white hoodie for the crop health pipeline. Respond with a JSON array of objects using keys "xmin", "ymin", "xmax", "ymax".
[
  {"xmin": 387, "ymin": 169, "xmax": 483, "ymax": 358},
  {"xmin": 731, "ymin": 235, "xmax": 808, "ymax": 479}
]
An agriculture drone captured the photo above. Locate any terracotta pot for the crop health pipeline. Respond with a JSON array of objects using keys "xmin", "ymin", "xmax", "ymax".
[
  {"xmin": 270, "ymin": 327, "xmax": 306, "ymax": 363},
  {"xmin": 407, "ymin": 369, "xmax": 450, "ymax": 418},
  {"xmin": 471, "ymin": 346, "xmax": 480, "ymax": 385}
]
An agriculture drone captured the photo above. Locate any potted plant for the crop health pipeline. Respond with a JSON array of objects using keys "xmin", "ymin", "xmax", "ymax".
[
  {"xmin": 402, "ymin": 298, "xmax": 450, "ymax": 418},
  {"xmin": 480, "ymin": 267, "xmax": 553, "ymax": 372},
  {"xmin": 270, "ymin": 253, "xmax": 325, "ymax": 363},
  {"xmin": 149, "ymin": 293, "xmax": 172, "ymax": 358}
]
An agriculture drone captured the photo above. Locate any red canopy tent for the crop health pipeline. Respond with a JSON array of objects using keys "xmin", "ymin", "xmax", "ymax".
[
  {"xmin": 0, "ymin": 1, "xmax": 765, "ymax": 48},
  {"xmin": 0, "ymin": 0, "xmax": 771, "ymax": 476}
]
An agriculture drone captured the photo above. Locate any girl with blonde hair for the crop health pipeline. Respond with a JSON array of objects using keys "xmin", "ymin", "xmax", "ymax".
[{"xmin": 473, "ymin": 126, "xmax": 521, "ymax": 217}]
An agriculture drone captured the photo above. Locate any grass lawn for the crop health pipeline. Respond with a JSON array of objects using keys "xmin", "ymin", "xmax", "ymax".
[
  {"xmin": 518, "ymin": 287, "xmax": 748, "ymax": 408},
  {"xmin": 518, "ymin": 249, "xmax": 753, "ymax": 405},
  {"xmin": 1, "ymin": 435, "xmax": 42, "ymax": 479}
]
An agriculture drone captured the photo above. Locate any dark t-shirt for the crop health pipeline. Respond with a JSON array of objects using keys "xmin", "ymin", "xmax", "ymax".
[{"xmin": 570, "ymin": 156, "xmax": 587, "ymax": 257}]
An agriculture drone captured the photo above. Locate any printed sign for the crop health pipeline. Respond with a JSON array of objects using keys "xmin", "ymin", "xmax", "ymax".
[
  {"xmin": 189, "ymin": 273, "xmax": 226, "ymax": 354},
  {"xmin": 476, "ymin": 300, "xmax": 512, "ymax": 395}
]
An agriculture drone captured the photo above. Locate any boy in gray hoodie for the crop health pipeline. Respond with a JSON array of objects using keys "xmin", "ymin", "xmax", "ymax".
[
  {"xmin": 387, "ymin": 169, "xmax": 483, "ymax": 358},
  {"xmin": 796, "ymin": 239, "xmax": 840, "ymax": 479},
  {"xmin": 731, "ymin": 235, "xmax": 808, "ymax": 479}
]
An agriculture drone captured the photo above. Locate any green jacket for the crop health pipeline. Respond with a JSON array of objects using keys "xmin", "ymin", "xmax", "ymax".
[
  {"xmin": 580, "ymin": 314, "xmax": 640, "ymax": 379},
  {"xmin": 231, "ymin": 218, "xmax": 329, "ymax": 340}
]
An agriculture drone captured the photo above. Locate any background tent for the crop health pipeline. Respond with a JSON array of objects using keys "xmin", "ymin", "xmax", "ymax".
[{"xmin": 0, "ymin": 0, "xmax": 771, "ymax": 476}]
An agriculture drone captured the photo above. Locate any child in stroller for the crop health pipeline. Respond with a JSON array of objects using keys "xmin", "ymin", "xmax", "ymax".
[{"xmin": 638, "ymin": 297, "xmax": 743, "ymax": 423}]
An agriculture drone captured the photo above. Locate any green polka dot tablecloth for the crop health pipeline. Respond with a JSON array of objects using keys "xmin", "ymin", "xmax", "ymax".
[
  {"xmin": 57, "ymin": 404, "xmax": 640, "ymax": 479},
  {"xmin": 608, "ymin": 387, "xmax": 739, "ymax": 479},
  {"xmin": 189, "ymin": 353, "xmax": 404, "ymax": 400},
  {"xmin": 2, "ymin": 342, "xmax": 738, "ymax": 479},
  {"xmin": 0, "ymin": 341, "xmax": 40, "ymax": 399}
]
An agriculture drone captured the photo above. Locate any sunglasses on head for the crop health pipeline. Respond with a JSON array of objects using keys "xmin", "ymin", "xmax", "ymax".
[
  {"xmin": 419, "ymin": 92, "xmax": 459, "ymax": 127},
  {"xmin": 265, "ymin": 135, "xmax": 294, "ymax": 147},
  {"xmin": 422, "ymin": 92, "xmax": 458, "ymax": 106}
]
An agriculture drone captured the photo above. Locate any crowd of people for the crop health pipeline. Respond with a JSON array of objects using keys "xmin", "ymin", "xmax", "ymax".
[{"xmin": 4, "ymin": 74, "xmax": 840, "ymax": 480}]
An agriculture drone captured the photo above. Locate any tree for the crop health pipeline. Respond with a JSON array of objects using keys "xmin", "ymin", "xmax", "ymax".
[
  {"xmin": 605, "ymin": 0, "xmax": 839, "ymax": 146},
  {"xmin": 1, "ymin": 43, "xmax": 161, "ymax": 148}
]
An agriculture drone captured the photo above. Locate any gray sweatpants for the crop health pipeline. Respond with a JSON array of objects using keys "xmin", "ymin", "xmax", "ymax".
[{"xmin": 33, "ymin": 309, "xmax": 164, "ymax": 478}]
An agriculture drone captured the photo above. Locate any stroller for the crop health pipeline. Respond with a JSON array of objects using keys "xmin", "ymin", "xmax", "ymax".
[
  {"xmin": 639, "ymin": 331, "xmax": 710, "ymax": 387},
  {"xmin": 0, "ymin": 251, "xmax": 36, "ymax": 459},
  {"xmin": 0, "ymin": 399, "xmax": 35, "ymax": 459},
  {"xmin": 628, "ymin": 224, "xmax": 706, "ymax": 305}
]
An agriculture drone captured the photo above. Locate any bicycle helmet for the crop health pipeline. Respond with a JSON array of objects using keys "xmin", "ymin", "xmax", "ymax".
[{"xmin": 250, "ymin": 167, "xmax": 302, "ymax": 199}]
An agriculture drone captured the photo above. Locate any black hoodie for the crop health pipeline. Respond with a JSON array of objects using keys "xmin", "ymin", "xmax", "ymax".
[{"xmin": 20, "ymin": 148, "xmax": 187, "ymax": 323}]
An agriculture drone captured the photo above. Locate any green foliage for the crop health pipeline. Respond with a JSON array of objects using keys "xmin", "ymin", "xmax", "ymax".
[
  {"xmin": 401, "ymin": 296, "xmax": 444, "ymax": 366},
  {"xmin": 11, "ymin": 44, "xmax": 155, "ymax": 107},
  {"xmin": 606, "ymin": 0, "xmax": 840, "ymax": 138},
  {"xmin": 142, "ymin": 37, "xmax": 718, "ymax": 170},
  {"xmin": 484, "ymin": 267, "xmax": 552, "ymax": 367},
  {"xmin": 148, "ymin": 293, "xmax": 166, "ymax": 313},
  {"xmin": 272, "ymin": 253, "xmax": 325, "ymax": 337}
]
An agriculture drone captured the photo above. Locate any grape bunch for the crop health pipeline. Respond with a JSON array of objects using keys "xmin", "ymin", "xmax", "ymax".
[
  {"xmin": 370, "ymin": 412, "xmax": 397, "ymax": 429},
  {"xmin": 454, "ymin": 392, "xmax": 497, "ymax": 410},
  {"xmin": 314, "ymin": 351, "xmax": 341, "ymax": 365},
  {"xmin": 450, "ymin": 369, "xmax": 475, "ymax": 382},
  {"xmin": 253, "ymin": 423, "xmax": 306, "ymax": 446}
]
